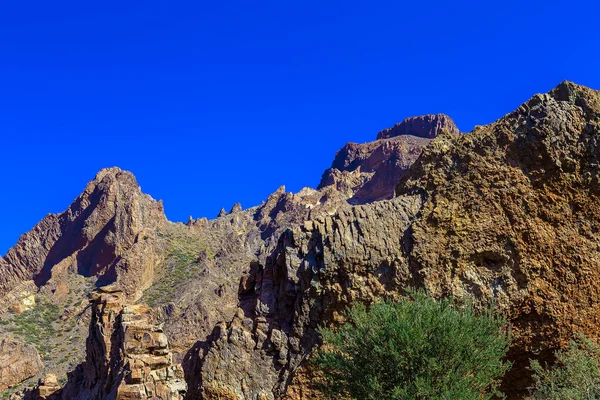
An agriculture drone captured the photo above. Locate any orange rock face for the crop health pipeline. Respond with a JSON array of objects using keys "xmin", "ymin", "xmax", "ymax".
[
  {"xmin": 395, "ymin": 81, "xmax": 600, "ymax": 395},
  {"xmin": 36, "ymin": 374, "xmax": 61, "ymax": 399}
]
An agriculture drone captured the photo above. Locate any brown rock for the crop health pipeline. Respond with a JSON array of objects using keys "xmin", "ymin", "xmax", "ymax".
[
  {"xmin": 186, "ymin": 81, "xmax": 600, "ymax": 399},
  {"xmin": 229, "ymin": 203, "xmax": 243, "ymax": 213},
  {"xmin": 36, "ymin": 374, "xmax": 61, "ymax": 399},
  {"xmin": 189, "ymin": 196, "xmax": 423, "ymax": 399},
  {"xmin": 0, "ymin": 337, "xmax": 43, "ymax": 391},
  {"xmin": 61, "ymin": 289, "xmax": 186, "ymax": 400},
  {"xmin": 6, "ymin": 81, "xmax": 600, "ymax": 400},
  {"xmin": 394, "ymin": 81, "xmax": 600, "ymax": 396},
  {"xmin": 0, "ymin": 167, "xmax": 167, "ymax": 304}
]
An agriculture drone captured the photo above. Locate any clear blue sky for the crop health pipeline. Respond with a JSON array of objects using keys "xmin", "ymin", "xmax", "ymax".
[{"xmin": 1, "ymin": 1, "xmax": 599, "ymax": 254}]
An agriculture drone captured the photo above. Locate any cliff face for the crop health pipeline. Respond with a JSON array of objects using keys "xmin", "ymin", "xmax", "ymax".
[
  {"xmin": 395, "ymin": 81, "xmax": 600, "ymax": 394},
  {"xmin": 186, "ymin": 196, "xmax": 422, "ymax": 399},
  {"xmin": 2, "ymin": 81, "xmax": 600, "ymax": 400},
  {"xmin": 0, "ymin": 168, "xmax": 168, "ymax": 395},
  {"xmin": 376, "ymin": 113, "xmax": 460, "ymax": 140}
]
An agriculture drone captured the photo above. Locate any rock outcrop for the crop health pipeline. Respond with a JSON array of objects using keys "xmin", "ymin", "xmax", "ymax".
[
  {"xmin": 395, "ymin": 81, "xmax": 600, "ymax": 395},
  {"xmin": 186, "ymin": 81, "xmax": 600, "ymax": 399},
  {"xmin": 0, "ymin": 168, "xmax": 170, "ymax": 393},
  {"xmin": 0, "ymin": 337, "xmax": 43, "ymax": 391},
  {"xmin": 62, "ymin": 287, "xmax": 185, "ymax": 400},
  {"xmin": 186, "ymin": 196, "xmax": 422, "ymax": 399},
  {"xmin": 35, "ymin": 374, "xmax": 61, "ymax": 399},
  {"xmin": 376, "ymin": 113, "xmax": 460, "ymax": 140}
]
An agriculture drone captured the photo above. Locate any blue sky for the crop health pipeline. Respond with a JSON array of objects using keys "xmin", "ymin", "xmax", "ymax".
[{"xmin": 1, "ymin": 0, "xmax": 599, "ymax": 254}]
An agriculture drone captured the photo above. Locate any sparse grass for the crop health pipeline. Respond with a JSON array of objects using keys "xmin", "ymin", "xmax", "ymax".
[
  {"xmin": 0, "ymin": 274, "xmax": 96, "ymax": 394},
  {"xmin": 142, "ymin": 230, "xmax": 210, "ymax": 307},
  {"xmin": 6, "ymin": 298, "xmax": 61, "ymax": 357}
]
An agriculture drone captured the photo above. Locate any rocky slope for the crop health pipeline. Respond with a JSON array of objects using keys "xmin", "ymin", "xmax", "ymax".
[
  {"xmin": 0, "ymin": 168, "xmax": 166, "ymax": 303},
  {"xmin": 376, "ymin": 113, "xmax": 460, "ymax": 139},
  {"xmin": 185, "ymin": 196, "xmax": 423, "ymax": 399},
  {"xmin": 2, "ymin": 81, "xmax": 600, "ymax": 399},
  {"xmin": 0, "ymin": 168, "xmax": 169, "ymax": 393},
  {"xmin": 0, "ymin": 168, "xmax": 363, "ymax": 396}
]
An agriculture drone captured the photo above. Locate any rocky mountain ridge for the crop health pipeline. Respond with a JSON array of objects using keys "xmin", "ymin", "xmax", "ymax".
[
  {"xmin": 1, "ymin": 81, "xmax": 600, "ymax": 399},
  {"xmin": 318, "ymin": 114, "xmax": 460, "ymax": 204}
]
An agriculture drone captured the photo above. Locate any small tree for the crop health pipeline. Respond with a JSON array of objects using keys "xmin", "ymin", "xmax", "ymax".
[
  {"xmin": 531, "ymin": 334, "xmax": 600, "ymax": 399},
  {"xmin": 313, "ymin": 291, "xmax": 511, "ymax": 400}
]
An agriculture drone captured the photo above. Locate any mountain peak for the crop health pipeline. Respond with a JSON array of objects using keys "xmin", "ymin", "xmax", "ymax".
[
  {"xmin": 93, "ymin": 166, "xmax": 124, "ymax": 181},
  {"xmin": 548, "ymin": 80, "xmax": 599, "ymax": 108},
  {"xmin": 376, "ymin": 113, "xmax": 460, "ymax": 140}
]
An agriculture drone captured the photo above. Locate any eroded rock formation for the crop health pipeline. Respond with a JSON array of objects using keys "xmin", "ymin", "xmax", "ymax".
[
  {"xmin": 185, "ymin": 81, "xmax": 600, "ymax": 399},
  {"xmin": 0, "ymin": 167, "xmax": 166, "ymax": 306},
  {"xmin": 62, "ymin": 287, "xmax": 185, "ymax": 400},
  {"xmin": 395, "ymin": 81, "xmax": 600, "ymax": 394},
  {"xmin": 186, "ymin": 196, "xmax": 422, "ymax": 399},
  {"xmin": 36, "ymin": 374, "xmax": 61, "ymax": 399}
]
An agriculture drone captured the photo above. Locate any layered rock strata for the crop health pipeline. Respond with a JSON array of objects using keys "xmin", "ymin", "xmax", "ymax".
[{"xmin": 62, "ymin": 287, "xmax": 186, "ymax": 399}]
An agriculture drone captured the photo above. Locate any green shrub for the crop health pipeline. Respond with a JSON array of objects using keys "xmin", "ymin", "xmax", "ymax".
[
  {"xmin": 313, "ymin": 290, "xmax": 511, "ymax": 400},
  {"xmin": 531, "ymin": 334, "xmax": 600, "ymax": 399}
]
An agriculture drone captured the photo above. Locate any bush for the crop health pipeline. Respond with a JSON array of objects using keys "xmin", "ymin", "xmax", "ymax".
[
  {"xmin": 313, "ymin": 290, "xmax": 511, "ymax": 400},
  {"xmin": 531, "ymin": 334, "xmax": 600, "ymax": 399}
]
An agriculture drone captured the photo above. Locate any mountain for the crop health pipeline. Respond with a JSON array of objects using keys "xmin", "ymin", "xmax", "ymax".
[
  {"xmin": 318, "ymin": 114, "xmax": 460, "ymax": 204},
  {"xmin": 1, "ymin": 81, "xmax": 599, "ymax": 399}
]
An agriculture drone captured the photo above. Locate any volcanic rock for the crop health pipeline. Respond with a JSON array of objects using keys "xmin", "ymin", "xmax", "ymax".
[
  {"xmin": 36, "ymin": 374, "xmax": 61, "ymax": 399},
  {"xmin": 319, "ymin": 117, "xmax": 454, "ymax": 204},
  {"xmin": 0, "ymin": 337, "xmax": 43, "ymax": 392},
  {"xmin": 186, "ymin": 81, "xmax": 600, "ymax": 399},
  {"xmin": 61, "ymin": 288, "xmax": 186, "ymax": 400},
  {"xmin": 230, "ymin": 203, "xmax": 242, "ymax": 214},
  {"xmin": 0, "ymin": 167, "xmax": 166, "ymax": 303},
  {"xmin": 376, "ymin": 113, "xmax": 460, "ymax": 139},
  {"xmin": 394, "ymin": 81, "xmax": 600, "ymax": 395}
]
